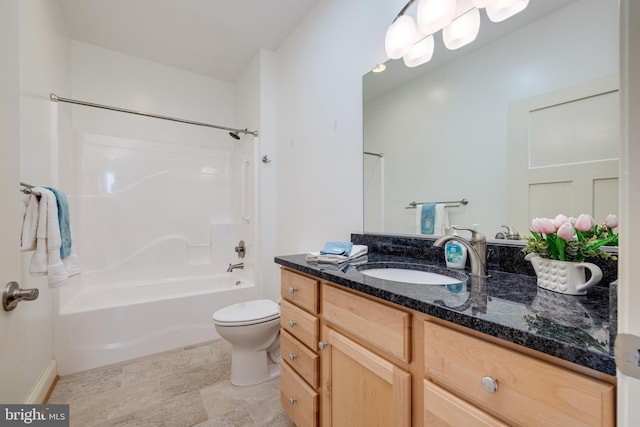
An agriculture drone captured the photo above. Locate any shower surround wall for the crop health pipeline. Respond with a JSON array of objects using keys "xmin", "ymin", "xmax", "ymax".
[
  {"xmin": 53, "ymin": 41, "xmax": 258, "ymax": 374},
  {"xmin": 67, "ymin": 131, "xmax": 239, "ymax": 282}
]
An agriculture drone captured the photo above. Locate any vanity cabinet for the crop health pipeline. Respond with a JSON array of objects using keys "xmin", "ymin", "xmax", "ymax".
[
  {"xmin": 280, "ymin": 269, "xmax": 320, "ymax": 427},
  {"xmin": 279, "ymin": 267, "xmax": 616, "ymax": 427}
]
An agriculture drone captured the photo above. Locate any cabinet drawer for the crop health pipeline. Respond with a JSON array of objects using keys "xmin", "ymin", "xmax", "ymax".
[
  {"xmin": 281, "ymin": 361, "xmax": 318, "ymax": 427},
  {"xmin": 424, "ymin": 321, "xmax": 615, "ymax": 426},
  {"xmin": 281, "ymin": 329, "xmax": 319, "ymax": 388},
  {"xmin": 281, "ymin": 299, "xmax": 319, "ymax": 350},
  {"xmin": 424, "ymin": 380, "xmax": 508, "ymax": 427},
  {"xmin": 281, "ymin": 268, "xmax": 319, "ymax": 314},
  {"xmin": 323, "ymin": 285, "xmax": 411, "ymax": 362}
]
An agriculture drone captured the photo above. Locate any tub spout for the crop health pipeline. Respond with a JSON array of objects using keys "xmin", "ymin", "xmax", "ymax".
[{"xmin": 227, "ymin": 262, "xmax": 244, "ymax": 272}]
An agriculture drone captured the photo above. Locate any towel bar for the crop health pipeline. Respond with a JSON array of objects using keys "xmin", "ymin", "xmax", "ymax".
[
  {"xmin": 19, "ymin": 182, "xmax": 35, "ymax": 195},
  {"xmin": 405, "ymin": 198, "xmax": 468, "ymax": 209}
]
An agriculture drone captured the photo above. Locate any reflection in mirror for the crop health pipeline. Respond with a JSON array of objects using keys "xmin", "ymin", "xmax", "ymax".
[{"xmin": 363, "ymin": 0, "xmax": 619, "ymax": 240}]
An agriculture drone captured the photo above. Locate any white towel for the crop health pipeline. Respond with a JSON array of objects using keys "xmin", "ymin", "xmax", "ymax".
[
  {"xmin": 20, "ymin": 194, "xmax": 39, "ymax": 251},
  {"xmin": 433, "ymin": 203, "xmax": 450, "ymax": 236},
  {"xmin": 28, "ymin": 187, "xmax": 79, "ymax": 288},
  {"xmin": 306, "ymin": 244, "xmax": 368, "ymax": 264}
]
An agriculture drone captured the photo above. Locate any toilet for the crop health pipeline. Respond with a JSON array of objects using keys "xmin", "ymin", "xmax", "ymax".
[{"xmin": 212, "ymin": 299, "xmax": 281, "ymax": 386}]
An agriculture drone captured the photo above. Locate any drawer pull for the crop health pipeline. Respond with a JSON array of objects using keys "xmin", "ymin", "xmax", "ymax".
[
  {"xmin": 288, "ymin": 320, "xmax": 296, "ymax": 328},
  {"xmin": 288, "ymin": 397, "xmax": 297, "ymax": 406},
  {"xmin": 288, "ymin": 353, "xmax": 297, "ymax": 362},
  {"xmin": 318, "ymin": 341, "xmax": 327, "ymax": 350},
  {"xmin": 288, "ymin": 286, "xmax": 297, "ymax": 294},
  {"xmin": 481, "ymin": 376, "xmax": 499, "ymax": 393}
]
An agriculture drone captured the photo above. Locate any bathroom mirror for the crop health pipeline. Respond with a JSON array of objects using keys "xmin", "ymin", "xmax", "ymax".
[{"xmin": 363, "ymin": 0, "xmax": 620, "ymax": 239}]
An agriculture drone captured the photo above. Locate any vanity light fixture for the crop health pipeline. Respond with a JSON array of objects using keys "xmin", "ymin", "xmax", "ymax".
[
  {"xmin": 485, "ymin": 0, "xmax": 529, "ymax": 22},
  {"xmin": 443, "ymin": 7, "xmax": 481, "ymax": 50},
  {"xmin": 417, "ymin": 0, "xmax": 457, "ymax": 36},
  {"xmin": 385, "ymin": 14, "xmax": 417, "ymax": 59},
  {"xmin": 385, "ymin": 0, "xmax": 529, "ymax": 67},
  {"xmin": 403, "ymin": 35, "xmax": 435, "ymax": 67}
]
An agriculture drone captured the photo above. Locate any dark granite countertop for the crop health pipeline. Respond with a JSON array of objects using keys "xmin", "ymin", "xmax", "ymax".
[{"xmin": 274, "ymin": 252, "xmax": 615, "ymax": 376}]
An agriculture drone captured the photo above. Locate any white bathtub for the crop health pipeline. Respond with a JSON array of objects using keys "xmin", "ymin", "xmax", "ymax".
[{"xmin": 54, "ymin": 272, "xmax": 258, "ymax": 375}]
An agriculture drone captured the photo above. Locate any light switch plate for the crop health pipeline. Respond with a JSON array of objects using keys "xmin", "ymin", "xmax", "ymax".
[{"xmin": 614, "ymin": 333, "xmax": 640, "ymax": 378}]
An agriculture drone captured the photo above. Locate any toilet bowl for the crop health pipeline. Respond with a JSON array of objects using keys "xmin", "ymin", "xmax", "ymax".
[{"xmin": 212, "ymin": 299, "xmax": 281, "ymax": 386}]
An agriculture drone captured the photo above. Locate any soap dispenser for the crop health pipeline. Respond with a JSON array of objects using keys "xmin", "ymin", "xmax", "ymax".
[{"xmin": 445, "ymin": 227, "xmax": 468, "ymax": 269}]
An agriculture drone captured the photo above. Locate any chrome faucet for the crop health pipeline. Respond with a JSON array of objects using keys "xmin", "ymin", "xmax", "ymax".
[
  {"xmin": 434, "ymin": 226, "xmax": 488, "ymax": 277},
  {"xmin": 226, "ymin": 262, "xmax": 244, "ymax": 272}
]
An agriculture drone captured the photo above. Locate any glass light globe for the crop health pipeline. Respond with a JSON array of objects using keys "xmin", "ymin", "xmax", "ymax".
[
  {"xmin": 385, "ymin": 15, "xmax": 417, "ymax": 59},
  {"xmin": 403, "ymin": 35, "xmax": 435, "ymax": 68},
  {"xmin": 471, "ymin": 0, "xmax": 496, "ymax": 8},
  {"xmin": 417, "ymin": 0, "xmax": 457, "ymax": 36},
  {"xmin": 443, "ymin": 8, "xmax": 481, "ymax": 50},
  {"xmin": 486, "ymin": 0, "xmax": 529, "ymax": 22}
]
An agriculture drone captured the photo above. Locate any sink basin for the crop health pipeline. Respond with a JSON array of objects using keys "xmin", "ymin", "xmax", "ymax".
[{"xmin": 360, "ymin": 268, "xmax": 464, "ymax": 285}]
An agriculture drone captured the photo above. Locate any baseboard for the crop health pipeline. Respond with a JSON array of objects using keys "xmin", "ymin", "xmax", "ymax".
[{"xmin": 25, "ymin": 359, "xmax": 58, "ymax": 404}]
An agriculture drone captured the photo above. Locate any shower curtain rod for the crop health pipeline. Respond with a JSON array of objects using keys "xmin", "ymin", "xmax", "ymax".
[{"xmin": 49, "ymin": 93, "xmax": 259, "ymax": 137}]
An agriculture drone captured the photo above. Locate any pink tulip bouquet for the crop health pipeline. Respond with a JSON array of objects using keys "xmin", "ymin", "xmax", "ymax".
[{"xmin": 523, "ymin": 214, "xmax": 619, "ymax": 262}]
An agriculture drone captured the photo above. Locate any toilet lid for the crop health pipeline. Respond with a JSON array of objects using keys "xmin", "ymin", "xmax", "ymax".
[{"xmin": 212, "ymin": 299, "xmax": 280, "ymax": 326}]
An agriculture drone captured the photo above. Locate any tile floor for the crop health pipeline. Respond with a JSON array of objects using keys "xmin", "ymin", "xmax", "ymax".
[{"xmin": 48, "ymin": 339, "xmax": 295, "ymax": 427}]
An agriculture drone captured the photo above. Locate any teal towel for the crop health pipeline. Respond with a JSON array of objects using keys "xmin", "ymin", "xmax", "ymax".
[
  {"xmin": 420, "ymin": 203, "xmax": 436, "ymax": 234},
  {"xmin": 320, "ymin": 241, "xmax": 353, "ymax": 256},
  {"xmin": 45, "ymin": 187, "xmax": 72, "ymax": 259}
]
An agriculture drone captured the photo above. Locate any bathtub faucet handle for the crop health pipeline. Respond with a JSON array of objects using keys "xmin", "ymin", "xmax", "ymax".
[{"xmin": 234, "ymin": 240, "xmax": 246, "ymax": 258}]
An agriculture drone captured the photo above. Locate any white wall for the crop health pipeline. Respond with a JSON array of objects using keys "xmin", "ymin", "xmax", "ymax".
[
  {"xmin": 273, "ymin": 0, "xmax": 401, "ymax": 256},
  {"xmin": 63, "ymin": 42, "xmax": 250, "ymax": 285},
  {"xmin": 364, "ymin": 0, "xmax": 618, "ymax": 236},
  {"xmin": 69, "ymin": 41, "xmax": 236, "ymax": 146},
  {"xmin": 235, "ymin": 49, "xmax": 281, "ymax": 302},
  {"xmin": 17, "ymin": 0, "xmax": 70, "ymax": 402}
]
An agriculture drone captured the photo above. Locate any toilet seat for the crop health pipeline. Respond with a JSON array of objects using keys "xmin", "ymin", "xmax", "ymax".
[{"xmin": 212, "ymin": 299, "xmax": 280, "ymax": 327}]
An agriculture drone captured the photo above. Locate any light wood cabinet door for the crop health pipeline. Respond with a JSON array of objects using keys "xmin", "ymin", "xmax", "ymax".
[
  {"xmin": 323, "ymin": 284, "xmax": 411, "ymax": 363},
  {"xmin": 424, "ymin": 379, "xmax": 509, "ymax": 427},
  {"xmin": 424, "ymin": 321, "xmax": 615, "ymax": 427},
  {"xmin": 281, "ymin": 268, "xmax": 319, "ymax": 314},
  {"xmin": 281, "ymin": 361, "xmax": 318, "ymax": 427},
  {"xmin": 281, "ymin": 329, "xmax": 320, "ymax": 388},
  {"xmin": 321, "ymin": 326, "xmax": 411, "ymax": 427},
  {"xmin": 281, "ymin": 299, "xmax": 319, "ymax": 350}
]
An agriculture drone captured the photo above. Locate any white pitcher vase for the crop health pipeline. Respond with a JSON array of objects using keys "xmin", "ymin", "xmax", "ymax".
[{"xmin": 525, "ymin": 253, "xmax": 603, "ymax": 295}]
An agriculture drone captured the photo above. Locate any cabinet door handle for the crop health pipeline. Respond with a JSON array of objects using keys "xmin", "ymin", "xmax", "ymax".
[
  {"xmin": 288, "ymin": 320, "xmax": 296, "ymax": 328},
  {"xmin": 481, "ymin": 376, "xmax": 499, "ymax": 393},
  {"xmin": 288, "ymin": 286, "xmax": 297, "ymax": 294},
  {"xmin": 288, "ymin": 397, "xmax": 297, "ymax": 406},
  {"xmin": 318, "ymin": 341, "xmax": 327, "ymax": 350},
  {"xmin": 288, "ymin": 353, "xmax": 297, "ymax": 362}
]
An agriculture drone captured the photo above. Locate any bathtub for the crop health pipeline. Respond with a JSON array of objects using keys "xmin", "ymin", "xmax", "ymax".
[{"xmin": 54, "ymin": 272, "xmax": 258, "ymax": 375}]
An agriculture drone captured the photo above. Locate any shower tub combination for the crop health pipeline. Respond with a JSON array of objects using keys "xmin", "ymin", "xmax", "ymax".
[
  {"xmin": 51, "ymin": 117, "xmax": 260, "ymax": 375},
  {"xmin": 54, "ymin": 270, "xmax": 257, "ymax": 375}
]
